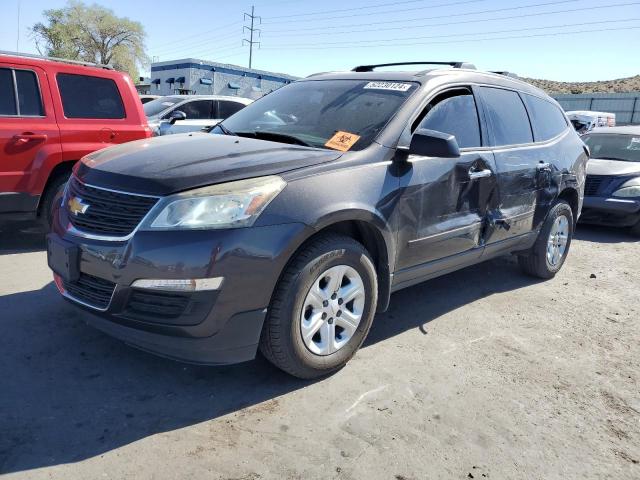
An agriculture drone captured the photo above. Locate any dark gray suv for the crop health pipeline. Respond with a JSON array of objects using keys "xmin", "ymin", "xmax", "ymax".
[{"xmin": 47, "ymin": 62, "xmax": 588, "ymax": 378}]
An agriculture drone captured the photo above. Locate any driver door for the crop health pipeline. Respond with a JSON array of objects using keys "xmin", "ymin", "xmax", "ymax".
[
  {"xmin": 163, "ymin": 99, "xmax": 215, "ymax": 134},
  {"xmin": 394, "ymin": 87, "xmax": 498, "ymax": 279}
]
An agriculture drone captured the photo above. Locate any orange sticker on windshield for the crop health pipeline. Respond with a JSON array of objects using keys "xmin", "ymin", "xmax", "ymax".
[{"xmin": 325, "ymin": 131, "xmax": 361, "ymax": 152}]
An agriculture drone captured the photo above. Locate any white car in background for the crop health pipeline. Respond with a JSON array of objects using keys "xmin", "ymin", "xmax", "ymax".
[
  {"xmin": 567, "ymin": 110, "xmax": 616, "ymax": 134},
  {"xmin": 143, "ymin": 95, "xmax": 253, "ymax": 136}
]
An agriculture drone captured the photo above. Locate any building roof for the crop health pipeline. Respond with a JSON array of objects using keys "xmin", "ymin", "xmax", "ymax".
[{"xmin": 150, "ymin": 58, "xmax": 298, "ymax": 82}]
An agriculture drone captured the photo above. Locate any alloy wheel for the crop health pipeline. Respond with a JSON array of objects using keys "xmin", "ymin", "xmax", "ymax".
[{"xmin": 300, "ymin": 264, "xmax": 366, "ymax": 356}]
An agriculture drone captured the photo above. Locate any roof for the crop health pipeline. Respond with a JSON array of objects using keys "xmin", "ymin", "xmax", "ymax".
[
  {"xmin": 165, "ymin": 94, "xmax": 253, "ymax": 104},
  {"xmin": 150, "ymin": 58, "xmax": 298, "ymax": 82},
  {"xmin": 566, "ymin": 111, "xmax": 615, "ymax": 117},
  {"xmin": 0, "ymin": 50, "xmax": 112, "ymax": 70},
  {"xmin": 301, "ymin": 68, "xmax": 548, "ymax": 97},
  {"xmin": 588, "ymin": 126, "xmax": 640, "ymax": 135}
]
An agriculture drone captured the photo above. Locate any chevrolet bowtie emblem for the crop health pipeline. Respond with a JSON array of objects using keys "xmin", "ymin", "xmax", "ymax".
[{"xmin": 68, "ymin": 196, "xmax": 90, "ymax": 216}]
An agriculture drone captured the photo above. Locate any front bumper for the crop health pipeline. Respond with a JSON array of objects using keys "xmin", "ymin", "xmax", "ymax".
[
  {"xmin": 580, "ymin": 196, "xmax": 640, "ymax": 227},
  {"xmin": 49, "ymin": 204, "xmax": 311, "ymax": 364}
]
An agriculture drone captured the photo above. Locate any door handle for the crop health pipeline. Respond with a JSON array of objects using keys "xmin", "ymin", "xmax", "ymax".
[
  {"xmin": 13, "ymin": 133, "xmax": 48, "ymax": 145},
  {"xmin": 537, "ymin": 162, "xmax": 552, "ymax": 172},
  {"xmin": 468, "ymin": 168, "xmax": 493, "ymax": 180}
]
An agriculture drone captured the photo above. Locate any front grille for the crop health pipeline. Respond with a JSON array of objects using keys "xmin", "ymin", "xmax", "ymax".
[
  {"xmin": 67, "ymin": 177, "xmax": 158, "ymax": 237},
  {"xmin": 584, "ymin": 175, "xmax": 604, "ymax": 196},
  {"xmin": 62, "ymin": 273, "xmax": 116, "ymax": 310},
  {"xmin": 126, "ymin": 290, "xmax": 191, "ymax": 319}
]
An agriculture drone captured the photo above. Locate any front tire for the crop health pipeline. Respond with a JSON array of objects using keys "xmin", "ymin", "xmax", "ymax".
[
  {"xmin": 518, "ymin": 200, "xmax": 574, "ymax": 279},
  {"xmin": 630, "ymin": 220, "xmax": 640, "ymax": 238},
  {"xmin": 260, "ymin": 233, "xmax": 378, "ymax": 379},
  {"xmin": 39, "ymin": 174, "xmax": 69, "ymax": 230}
]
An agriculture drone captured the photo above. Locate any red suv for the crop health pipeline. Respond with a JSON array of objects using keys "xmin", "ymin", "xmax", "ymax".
[{"xmin": 0, "ymin": 52, "xmax": 151, "ymax": 226}]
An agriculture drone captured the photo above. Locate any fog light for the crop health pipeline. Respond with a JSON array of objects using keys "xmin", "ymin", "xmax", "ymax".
[{"xmin": 130, "ymin": 277, "xmax": 224, "ymax": 291}]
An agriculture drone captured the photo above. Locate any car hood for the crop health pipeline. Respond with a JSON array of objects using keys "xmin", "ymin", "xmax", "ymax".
[
  {"xmin": 587, "ymin": 158, "xmax": 640, "ymax": 176},
  {"xmin": 76, "ymin": 132, "xmax": 343, "ymax": 196}
]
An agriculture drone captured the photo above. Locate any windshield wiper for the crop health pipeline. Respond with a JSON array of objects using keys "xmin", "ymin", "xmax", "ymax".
[
  {"xmin": 217, "ymin": 123, "xmax": 236, "ymax": 136},
  {"xmin": 597, "ymin": 156, "xmax": 628, "ymax": 161},
  {"xmin": 235, "ymin": 130, "xmax": 312, "ymax": 147}
]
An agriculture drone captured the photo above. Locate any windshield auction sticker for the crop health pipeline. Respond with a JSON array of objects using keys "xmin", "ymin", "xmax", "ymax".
[
  {"xmin": 363, "ymin": 81, "xmax": 412, "ymax": 92},
  {"xmin": 325, "ymin": 131, "xmax": 361, "ymax": 151}
]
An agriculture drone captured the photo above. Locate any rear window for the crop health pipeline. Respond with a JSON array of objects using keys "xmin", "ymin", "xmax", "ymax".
[
  {"xmin": 0, "ymin": 68, "xmax": 43, "ymax": 116},
  {"xmin": 479, "ymin": 87, "xmax": 533, "ymax": 146},
  {"xmin": 218, "ymin": 100, "xmax": 245, "ymax": 119},
  {"xmin": 0, "ymin": 68, "xmax": 17, "ymax": 115},
  {"xmin": 523, "ymin": 94, "xmax": 567, "ymax": 141},
  {"xmin": 15, "ymin": 70, "xmax": 43, "ymax": 116},
  {"xmin": 57, "ymin": 73, "xmax": 125, "ymax": 119}
]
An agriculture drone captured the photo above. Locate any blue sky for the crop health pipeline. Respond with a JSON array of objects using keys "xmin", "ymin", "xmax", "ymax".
[{"xmin": 1, "ymin": 0, "xmax": 639, "ymax": 81}]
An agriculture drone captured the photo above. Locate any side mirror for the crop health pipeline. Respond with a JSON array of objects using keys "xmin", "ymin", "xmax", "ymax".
[
  {"xmin": 169, "ymin": 110, "xmax": 187, "ymax": 125},
  {"xmin": 409, "ymin": 128, "xmax": 460, "ymax": 158}
]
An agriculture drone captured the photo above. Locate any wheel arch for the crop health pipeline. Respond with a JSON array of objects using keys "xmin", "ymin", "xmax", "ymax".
[
  {"xmin": 36, "ymin": 160, "xmax": 76, "ymax": 216},
  {"xmin": 557, "ymin": 186, "xmax": 580, "ymax": 226},
  {"xmin": 276, "ymin": 209, "xmax": 395, "ymax": 313}
]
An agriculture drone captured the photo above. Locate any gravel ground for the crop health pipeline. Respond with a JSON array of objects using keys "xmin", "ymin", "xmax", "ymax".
[{"xmin": 0, "ymin": 223, "xmax": 638, "ymax": 479}]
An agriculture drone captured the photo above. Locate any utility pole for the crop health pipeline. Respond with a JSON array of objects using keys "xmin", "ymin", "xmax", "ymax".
[
  {"xmin": 16, "ymin": 0, "xmax": 21, "ymax": 51},
  {"xmin": 243, "ymin": 6, "xmax": 261, "ymax": 69}
]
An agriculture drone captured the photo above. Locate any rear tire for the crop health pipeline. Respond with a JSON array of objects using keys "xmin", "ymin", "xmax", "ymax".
[
  {"xmin": 518, "ymin": 200, "xmax": 574, "ymax": 279},
  {"xmin": 39, "ymin": 174, "xmax": 69, "ymax": 231},
  {"xmin": 630, "ymin": 221, "xmax": 640, "ymax": 238},
  {"xmin": 260, "ymin": 233, "xmax": 378, "ymax": 379}
]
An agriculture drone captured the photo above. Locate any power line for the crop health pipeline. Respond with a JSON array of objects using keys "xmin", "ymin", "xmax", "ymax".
[
  {"xmin": 243, "ymin": 5, "xmax": 261, "ymax": 68},
  {"xmin": 153, "ymin": 35, "xmax": 243, "ymax": 57},
  {"xmin": 261, "ymin": 0, "xmax": 581, "ymax": 31},
  {"xmin": 262, "ymin": 0, "xmax": 486, "ymax": 23},
  {"xmin": 152, "ymin": 20, "xmax": 243, "ymax": 49},
  {"xmin": 263, "ymin": 18, "xmax": 640, "ymax": 49},
  {"xmin": 262, "ymin": 1, "xmax": 640, "ymax": 37},
  {"xmin": 261, "ymin": 25, "xmax": 640, "ymax": 50}
]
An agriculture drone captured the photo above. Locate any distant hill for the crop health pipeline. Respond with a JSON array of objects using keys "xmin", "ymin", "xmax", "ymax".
[{"xmin": 522, "ymin": 75, "xmax": 640, "ymax": 94}]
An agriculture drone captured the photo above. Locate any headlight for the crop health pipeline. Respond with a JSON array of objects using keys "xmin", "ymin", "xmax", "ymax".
[
  {"xmin": 142, "ymin": 176, "xmax": 286, "ymax": 230},
  {"xmin": 612, "ymin": 186, "xmax": 640, "ymax": 198}
]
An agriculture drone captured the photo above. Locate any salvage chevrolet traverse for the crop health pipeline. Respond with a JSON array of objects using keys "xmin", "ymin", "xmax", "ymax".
[{"xmin": 48, "ymin": 62, "xmax": 588, "ymax": 378}]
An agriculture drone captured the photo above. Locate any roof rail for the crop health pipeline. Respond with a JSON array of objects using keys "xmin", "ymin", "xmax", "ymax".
[
  {"xmin": 0, "ymin": 50, "xmax": 113, "ymax": 70},
  {"xmin": 490, "ymin": 71, "xmax": 518, "ymax": 78},
  {"xmin": 352, "ymin": 61, "xmax": 476, "ymax": 72}
]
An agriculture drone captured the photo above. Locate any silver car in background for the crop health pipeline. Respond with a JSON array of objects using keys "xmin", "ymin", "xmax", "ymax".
[{"xmin": 143, "ymin": 95, "xmax": 253, "ymax": 136}]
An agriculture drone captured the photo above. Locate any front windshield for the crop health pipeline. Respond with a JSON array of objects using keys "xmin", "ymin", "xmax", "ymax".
[
  {"xmin": 143, "ymin": 96, "xmax": 183, "ymax": 117},
  {"xmin": 213, "ymin": 79, "xmax": 418, "ymax": 151},
  {"xmin": 583, "ymin": 133, "xmax": 640, "ymax": 162}
]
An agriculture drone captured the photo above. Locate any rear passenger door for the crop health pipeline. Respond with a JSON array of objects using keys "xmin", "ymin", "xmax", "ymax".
[
  {"xmin": 0, "ymin": 65, "xmax": 61, "ymax": 209},
  {"xmin": 53, "ymin": 72, "xmax": 129, "ymax": 162},
  {"xmin": 217, "ymin": 100, "xmax": 245, "ymax": 120},
  {"xmin": 477, "ymin": 86, "xmax": 541, "ymax": 244}
]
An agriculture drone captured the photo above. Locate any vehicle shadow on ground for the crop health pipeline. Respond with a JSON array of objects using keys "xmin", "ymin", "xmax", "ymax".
[
  {"xmin": 575, "ymin": 223, "xmax": 638, "ymax": 244},
  {"xmin": 0, "ymin": 252, "xmax": 542, "ymax": 475},
  {"xmin": 0, "ymin": 223, "xmax": 46, "ymax": 254}
]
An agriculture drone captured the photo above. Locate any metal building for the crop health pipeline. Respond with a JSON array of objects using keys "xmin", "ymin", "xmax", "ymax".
[
  {"xmin": 149, "ymin": 58, "xmax": 297, "ymax": 99},
  {"xmin": 552, "ymin": 92, "xmax": 640, "ymax": 125}
]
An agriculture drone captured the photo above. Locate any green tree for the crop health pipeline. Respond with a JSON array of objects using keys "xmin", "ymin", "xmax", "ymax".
[{"xmin": 30, "ymin": 1, "xmax": 148, "ymax": 80}]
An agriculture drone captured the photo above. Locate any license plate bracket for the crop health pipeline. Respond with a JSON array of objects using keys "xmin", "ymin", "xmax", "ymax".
[{"xmin": 47, "ymin": 234, "xmax": 80, "ymax": 282}]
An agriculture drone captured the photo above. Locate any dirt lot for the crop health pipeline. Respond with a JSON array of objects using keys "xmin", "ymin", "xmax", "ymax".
[{"xmin": 0, "ymin": 222, "xmax": 638, "ymax": 479}]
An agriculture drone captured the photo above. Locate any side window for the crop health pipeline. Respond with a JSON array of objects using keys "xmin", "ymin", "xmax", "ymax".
[
  {"xmin": 479, "ymin": 87, "xmax": 533, "ymax": 146},
  {"xmin": 57, "ymin": 73, "xmax": 125, "ymax": 119},
  {"xmin": 15, "ymin": 70, "xmax": 43, "ymax": 116},
  {"xmin": 180, "ymin": 100, "xmax": 214, "ymax": 119},
  {"xmin": 217, "ymin": 100, "xmax": 244, "ymax": 119},
  {"xmin": 415, "ymin": 89, "xmax": 481, "ymax": 149},
  {"xmin": 522, "ymin": 94, "xmax": 568, "ymax": 141},
  {"xmin": 0, "ymin": 68, "xmax": 17, "ymax": 115}
]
